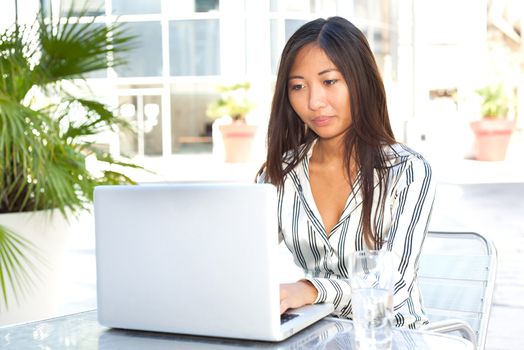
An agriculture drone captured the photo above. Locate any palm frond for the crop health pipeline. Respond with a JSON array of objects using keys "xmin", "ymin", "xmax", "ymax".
[
  {"xmin": 36, "ymin": 9, "xmax": 135, "ymax": 83},
  {"xmin": 59, "ymin": 97, "xmax": 131, "ymax": 140},
  {"xmin": 0, "ymin": 225, "xmax": 46, "ymax": 310},
  {"xmin": 0, "ymin": 25, "xmax": 38, "ymax": 101},
  {"xmin": 0, "ymin": 3, "xmax": 142, "ymax": 310}
]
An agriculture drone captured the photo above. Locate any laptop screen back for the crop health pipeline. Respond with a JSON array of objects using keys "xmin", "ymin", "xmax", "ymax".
[{"xmin": 95, "ymin": 183, "xmax": 281, "ymax": 339}]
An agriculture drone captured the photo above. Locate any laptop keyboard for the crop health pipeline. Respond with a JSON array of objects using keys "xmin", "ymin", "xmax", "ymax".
[{"xmin": 280, "ymin": 313, "xmax": 299, "ymax": 325}]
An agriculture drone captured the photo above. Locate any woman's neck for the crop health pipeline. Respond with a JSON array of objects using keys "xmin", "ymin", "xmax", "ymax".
[
  {"xmin": 311, "ymin": 137, "xmax": 345, "ymax": 164},
  {"xmin": 310, "ymin": 136, "xmax": 358, "ymax": 183}
]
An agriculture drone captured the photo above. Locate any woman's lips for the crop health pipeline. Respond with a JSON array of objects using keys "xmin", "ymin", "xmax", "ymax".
[{"xmin": 312, "ymin": 116, "xmax": 332, "ymax": 127}]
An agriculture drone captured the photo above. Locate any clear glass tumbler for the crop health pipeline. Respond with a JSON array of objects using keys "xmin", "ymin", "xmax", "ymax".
[{"xmin": 351, "ymin": 250, "xmax": 394, "ymax": 350}]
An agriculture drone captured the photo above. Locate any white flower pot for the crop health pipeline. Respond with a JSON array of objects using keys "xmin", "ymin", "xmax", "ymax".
[{"xmin": 0, "ymin": 209, "xmax": 72, "ymax": 326}]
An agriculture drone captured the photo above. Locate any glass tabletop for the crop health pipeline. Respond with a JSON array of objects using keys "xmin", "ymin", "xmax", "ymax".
[{"xmin": 0, "ymin": 310, "xmax": 474, "ymax": 350}]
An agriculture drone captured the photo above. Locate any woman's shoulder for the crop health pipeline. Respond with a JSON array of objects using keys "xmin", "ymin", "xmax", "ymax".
[
  {"xmin": 383, "ymin": 143, "xmax": 431, "ymax": 169},
  {"xmin": 382, "ymin": 143, "xmax": 433, "ymax": 181},
  {"xmin": 382, "ymin": 143, "xmax": 434, "ymax": 190}
]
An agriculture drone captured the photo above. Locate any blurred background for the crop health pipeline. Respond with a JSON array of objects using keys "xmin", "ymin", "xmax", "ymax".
[{"xmin": 2, "ymin": 0, "xmax": 522, "ymax": 178}]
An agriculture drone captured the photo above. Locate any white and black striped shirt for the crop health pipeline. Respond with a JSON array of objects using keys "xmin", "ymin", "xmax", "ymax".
[{"xmin": 264, "ymin": 142, "xmax": 435, "ymax": 329}]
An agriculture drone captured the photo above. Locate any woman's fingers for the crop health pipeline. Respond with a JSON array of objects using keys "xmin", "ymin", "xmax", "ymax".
[
  {"xmin": 279, "ymin": 281, "xmax": 318, "ymax": 314},
  {"xmin": 280, "ymin": 284, "xmax": 291, "ymax": 314},
  {"xmin": 280, "ymin": 299, "xmax": 289, "ymax": 314}
]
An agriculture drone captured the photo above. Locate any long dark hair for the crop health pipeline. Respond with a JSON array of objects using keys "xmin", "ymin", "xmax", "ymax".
[{"xmin": 261, "ymin": 16, "xmax": 396, "ymax": 248}]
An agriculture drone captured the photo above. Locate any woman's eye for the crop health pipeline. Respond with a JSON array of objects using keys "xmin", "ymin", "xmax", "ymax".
[
  {"xmin": 290, "ymin": 84, "xmax": 304, "ymax": 91},
  {"xmin": 324, "ymin": 79, "xmax": 338, "ymax": 86}
]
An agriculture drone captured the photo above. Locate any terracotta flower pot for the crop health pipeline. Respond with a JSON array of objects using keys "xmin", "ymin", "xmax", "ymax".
[
  {"xmin": 218, "ymin": 123, "xmax": 257, "ymax": 163},
  {"xmin": 470, "ymin": 118, "xmax": 515, "ymax": 161}
]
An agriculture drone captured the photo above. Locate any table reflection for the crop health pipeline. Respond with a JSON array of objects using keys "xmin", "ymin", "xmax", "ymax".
[{"xmin": 0, "ymin": 310, "xmax": 473, "ymax": 350}]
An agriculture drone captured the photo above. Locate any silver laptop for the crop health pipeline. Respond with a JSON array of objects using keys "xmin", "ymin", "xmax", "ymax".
[{"xmin": 94, "ymin": 183, "xmax": 334, "ymax": 341}]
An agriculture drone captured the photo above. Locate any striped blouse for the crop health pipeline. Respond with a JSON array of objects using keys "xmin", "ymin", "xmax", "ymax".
[{"xmin": 263, "ymin": 142, "xmax": 435, "ymax": 329}]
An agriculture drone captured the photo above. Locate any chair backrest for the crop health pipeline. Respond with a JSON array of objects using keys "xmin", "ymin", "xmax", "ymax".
[{"xmin": 418, "ymin": 231, "xmax": 497, "ymax": 350}]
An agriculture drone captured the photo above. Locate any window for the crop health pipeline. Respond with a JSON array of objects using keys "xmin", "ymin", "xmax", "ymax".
[
  {"xmin": 111, "ymin": 0, "xmax": 161, "ymax": 15},
  {"xmin": 271, "ymin": 0, "xmax": 313, "ymax": 13},
  {"xmin": 163, "ymin": 0, "xmax": 219, "ymax": 14},
  {"xmin": 270, "ymin": 19, "xmax": 307, "ymax": 74},
  {"xmin": 118, "ymin": 93, "xmax": 163, "ymax": 157},
  {"xmin": 285, "ymin": 19, "xmax": 306, "ymax": 39},
  {"xmin": 169, "ymin": 20, "xmax": 220, "ymax": 76},
  {"xmin": 143, "ymin": 95, "xmax": 163, "ymax": 156},
  {"xmin": 118, "ymin": 95, "xmax": 139, "ymax": 157},
  {"xmin": 195, "ymin": 0, "xmax": 219, "ymax": 13},
  {"xmin": 114, "ymin": 22, "xmax": 163, "ymax": 77},
  {"xmin": 56, "ymin": 0, "xmax": 105, "ymax": 16},
  {"xmin": 170, "ymin": 82, "xmax": 218, "ymax": 154},
  {"xmin": 60, "ymin": 0, "xmax": 401, "ymax": 156}
]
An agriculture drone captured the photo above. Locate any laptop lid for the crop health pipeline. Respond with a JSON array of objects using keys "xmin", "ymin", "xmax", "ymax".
[{"xmin": 94, "ymin": 183, "xmax": 332, "ymax": 341}]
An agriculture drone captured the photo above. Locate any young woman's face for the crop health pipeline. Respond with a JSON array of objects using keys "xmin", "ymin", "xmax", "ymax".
[{"xmin": 287, "ymin": 44, "xmax": 351, "ymax": 141}]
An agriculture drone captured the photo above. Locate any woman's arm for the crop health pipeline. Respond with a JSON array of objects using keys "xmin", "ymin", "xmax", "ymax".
[{"xmin": 386, "ymin": 157, "xmax": 435, "ymax": 325}]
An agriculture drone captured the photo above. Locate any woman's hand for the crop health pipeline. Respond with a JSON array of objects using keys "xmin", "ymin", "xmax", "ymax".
[{"xmin": 280, "ymin": 280, "xmax": 318, "ymax": 314}]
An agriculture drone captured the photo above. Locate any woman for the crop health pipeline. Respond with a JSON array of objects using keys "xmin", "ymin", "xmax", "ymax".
[{"xmin": 257, "ymin": 16, "xmax": 435, "ymax": 329}]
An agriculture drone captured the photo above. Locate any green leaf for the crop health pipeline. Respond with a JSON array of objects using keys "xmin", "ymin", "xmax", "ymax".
[
  {"xmin": 0, "ymin": 225, "xmax": 46, "ymax": 310},
  {"xmin": 476, "ymin": 84, "xmax": 510, "ymax": 118}
]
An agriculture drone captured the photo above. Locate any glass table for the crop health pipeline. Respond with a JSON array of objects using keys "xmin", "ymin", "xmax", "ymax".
[{"xmin": 0, "ymin": 310, "xmax": 474, "ymax": 349}]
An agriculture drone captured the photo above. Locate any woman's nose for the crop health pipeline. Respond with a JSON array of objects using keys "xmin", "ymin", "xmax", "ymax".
[{"xmin": 308, "ymin": 85, "xmax": 327, "ymax": 110}]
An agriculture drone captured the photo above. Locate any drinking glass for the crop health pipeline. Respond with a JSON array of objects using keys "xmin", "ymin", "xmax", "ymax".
[{"xmin": 351, "ymin": 250, "xmax": 394, "ymax": 350}]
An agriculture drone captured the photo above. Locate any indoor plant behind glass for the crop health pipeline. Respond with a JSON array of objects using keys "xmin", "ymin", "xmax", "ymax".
[
  {"xmin": 206, "ymin": 82, "xmax": 257, "ymax": 162},
  {"xmin": 470, "ymin": 84, "xmax": 515, "ymax": 161},
  {"xmin": 0, "ymin": 7, "xmax": 139, "ymax": 316}
]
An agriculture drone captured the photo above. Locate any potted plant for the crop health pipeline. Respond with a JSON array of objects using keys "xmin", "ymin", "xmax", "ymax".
[
  {"xmin": 470, "ymin": 84, "xmax": 515, "ymax": 161},
  {"xmin": 0, "ymin": 7, "xmax": 139, "ymax": 322},
  {"xmin": 206, "ymin": 82, "xmax": 257, "ymax": 162}
]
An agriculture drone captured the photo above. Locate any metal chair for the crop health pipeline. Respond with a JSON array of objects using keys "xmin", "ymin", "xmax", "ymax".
[{"xmin": 418, "ymin": 231, "xmax": 497, "ymax": 350}]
